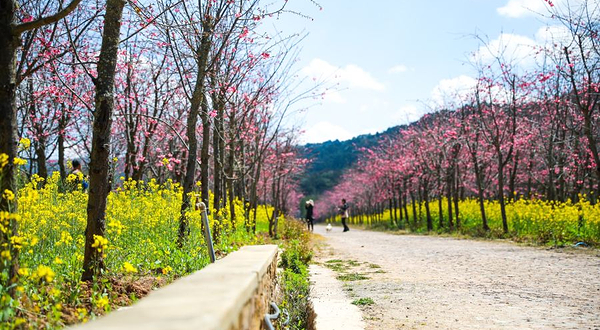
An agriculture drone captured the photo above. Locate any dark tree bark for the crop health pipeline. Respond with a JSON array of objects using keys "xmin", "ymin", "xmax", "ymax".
[
  {"xmin": 199, "ymin": 93, "xmax": 211, "ymax": 212},
  {"xmin": 58, "ymin": 103, "xmax": 67, "ymax": 180},
  {"xmin": 471, "ymin": 146, "xmax": 489, "ymax": 231},
  {"xmin": 496, "ymin": 145, "xmax": 509, "ymax": 234},
  {"xmin": 446, "ymin": 172, "xmax": 454, "ymax": 230},
  {"xmin": 81, "ymin": 0, "xmax": 125, "ymax": 281},
  {"xmin": 34, "ymin": 137, "xmax": 48, "ymax": 179},
  {"xmin": 0, "ymin": 12, "xmax": 20, "ymax": 291},
  {"xmin": 0, "ymin": 0, "xmax": 82, "ymax": 292},
  {"xmin": 178, "ymin": 17, "xmax": 213, "ymax": 245},
  {"xmin": 453, "ymin": 165, "xmax": 460, "ymax": 229},
  {"xmin": 28, "ymin": 79, "xmax": 48, "ymax": 179},
  {"xmin": 423, "ymin": 180, "xmax": 433, "ymax": 231},
  {"xmin": 410, "ymin": 190, "xmax": 418, "ymax": 228}
]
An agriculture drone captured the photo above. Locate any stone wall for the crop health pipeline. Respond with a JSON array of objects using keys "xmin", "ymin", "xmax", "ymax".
[{"xmin": 71, "ymin": 245, "xmax": 279, "ymax": 330}]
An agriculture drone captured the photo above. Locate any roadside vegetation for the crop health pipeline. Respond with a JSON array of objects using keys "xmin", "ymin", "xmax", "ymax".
[
  {"xmin": 0, "ymin": 169, "xmax": 312, "ymax": 329},
  {"xmin": 331, "ymin": 198, "xmax": 599, "ymax": 247},
  {"xmin": 278, "ymin": 219, "xmax": 313, "ymax": 330}
]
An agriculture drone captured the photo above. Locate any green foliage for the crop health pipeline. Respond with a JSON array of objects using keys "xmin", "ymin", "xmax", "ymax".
[
  {"xmin": 351, "ymin": 297, "xmax": 374, "ymax": 306},
  {"xmin": 337, "ymin": 273, "xmax": 369, "ymax": 281},
  {"xmin": 298, "ymin": 126, "xmax": 404, "ymax": 198},
  {"xmin": 324, "ymin": 259, "xmax": 349, "ymax": 272},
  {"xmin": 341, "ymin": 198, "xmax": 600, "ymax": 246},
  {"xmin": 278, "ymin": 218, "xmax": 313, "ymax": 330},
  {"xmin": 0, "ymin": 174, "xmax": 275, "ymax": 329}
]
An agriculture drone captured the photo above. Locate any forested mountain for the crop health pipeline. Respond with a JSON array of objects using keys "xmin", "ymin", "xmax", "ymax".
[{"xmin": 299, "ymin": 125, "xmax": 404, "ymax": 197}]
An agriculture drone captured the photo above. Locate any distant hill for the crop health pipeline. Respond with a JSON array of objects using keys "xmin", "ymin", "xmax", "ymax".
[{"xmin": 298, "ymin": 125, "xmax": 404, "ymax": 197}]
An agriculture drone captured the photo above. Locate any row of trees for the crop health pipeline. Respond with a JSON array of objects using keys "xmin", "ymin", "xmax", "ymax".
[
  {"xmin": 320, "ymin": 0, "xmax": 600, "ymax": 232},
  {"xmin": 0, "ymin": 0, "xmax": 313, "ymax": 286}
]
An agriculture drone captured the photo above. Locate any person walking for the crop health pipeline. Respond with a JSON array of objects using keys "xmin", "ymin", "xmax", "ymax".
[
  {"xmin": 70, "ymin": 159, "xmax": 89, "ymax": 191},
  {"xmin": 339, "ymin": 199, "xmax": 349, "ymax": 232},
  {"xmin": 305, "ymin": 199, "xmax": 314, "ymax": 232}
]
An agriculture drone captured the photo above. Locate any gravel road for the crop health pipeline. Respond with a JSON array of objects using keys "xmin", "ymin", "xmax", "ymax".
[{"xmin": 311, "ymin": 224, "xmax": 600, "ymax": 330}]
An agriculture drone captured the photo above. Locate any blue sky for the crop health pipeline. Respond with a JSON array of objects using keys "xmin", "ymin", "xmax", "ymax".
[{"xmin": 272, "ymin": 0, "xmax": 560, "ymax": 143}]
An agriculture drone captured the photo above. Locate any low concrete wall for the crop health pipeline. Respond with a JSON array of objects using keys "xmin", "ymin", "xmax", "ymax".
[{"xmin": 72, "ymin": 244, "xmax": 279, "ymax": 330}]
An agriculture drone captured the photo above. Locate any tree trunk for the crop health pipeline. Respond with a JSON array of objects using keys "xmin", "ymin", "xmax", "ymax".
[
  {"xmin": 35, "ymin": 137, "xmax": 48, "ymax": 179},
  {"xmin": 388, "ymin": 198, "xmax": 394, "ymax": 226},
  {"xmin": 402, "ymin": 180, "xmax": 409, "ymax": 228},
  {"xmin": 508, "ymin": 151, "xmax": 519, "ymax": 201},
  {"xmin": 583, "ymin": 113, "xmax": 600, "ymax": 199},
  {"xmin": 393, "ymin": 196, "xmax": 398, "ymax": 223},
  {"xmin": 410, "ymin": 190, "xmax": 418, "ymax": 228},
  {"xmin": 446, "ymin": 172, "xmax": 454, "ymax": 230},
  {"xmin": 453, "ymin": 165, "xmax": 460, "ymax": 229},
  {"xmin": 178, "ymin": 18, "xmax": 213, "ymax": 245},
  {"xmin": 0, "ymin": 5, "xmax": 21, "ymax": 292},
  {"xmin": 226, "ymin": 148, "xmax": 236, "ymax": 228},
  {"xmin": 497, "ymin": 148, "xmax": 509, "ymax": 234},
  {"xmin": 82, "ymin": 0, "xmax": 125, "ymax": 281},
  {"xmin": 211, "ymin": 97, "xmax": 223, "ymax": 241},
  {"xmin": 200, "ymin": 97, "xmax": 211, "ymax": 211},
  {"xmin": 1, "ymin": 0, "xmax": 82, "ymax": 288},
  {"xmin": 437, "ymin": 195, "xmax": 443, "ymax": 230},
  {"xmin": 473, "ymin": 157, "xmax": 489, "ymax": 231},
  {"xmin": 423, "ymin": 181, "xmax": 432, "ymax": 231},
  {"xmin": 58, "ymin": 104, "xmax": 67, "ymax": 180}
]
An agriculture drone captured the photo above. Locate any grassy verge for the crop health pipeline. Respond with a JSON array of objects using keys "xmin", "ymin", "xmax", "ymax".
[
  {"xmin": 277, "ymin": 218, "xmax": 313, "ymax": 330},
  {"xmin": 0, "ymin": 173, "xmax": 281, "ymax": 329}
]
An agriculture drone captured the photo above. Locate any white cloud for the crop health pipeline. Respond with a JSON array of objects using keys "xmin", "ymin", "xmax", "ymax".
[
  {"xmin": 497, "ymin": 0, "xmax": 552, "ymax": 18},
  {"xmin": 430, "ymin": 75, "xmax": 478, "ymax": 107},
  {"xmin": 497, "ymin": 0, "xmax": 600, "ymax": 18},
  {"xmin": 302, "ymin": 121, "xmax": 354, "ymax": 144},
  {"xmin": 301, "ymin": 58, "xmax": 385, "ymax": 91},
  {"xmin": 535, "ymin": 25, "xmax": 572, "ymax": 45},
  {"xmin": 472, "ymin": 33, "xmax": 539, "ymax": 66},
  {"xmin": 388, "ymin": 64, "xmax": 409, "ymax": 74},
  {"xmin": 322, "ymin": 90, "xmax": 346, "ymax": 103},
  {"xmin": 392, "ymin": 105, "xmax": 423, "ymax": 123}
]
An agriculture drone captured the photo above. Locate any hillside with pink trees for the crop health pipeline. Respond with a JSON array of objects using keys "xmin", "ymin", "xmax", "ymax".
[{"xmin": 315, "ymin": 1, "xmax": 600, "ymax": 244}]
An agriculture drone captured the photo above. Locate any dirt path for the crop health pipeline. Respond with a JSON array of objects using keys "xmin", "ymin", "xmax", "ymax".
[{"xmin": 311, "ymin": 224, "xmax": 600, "ymax": 329}]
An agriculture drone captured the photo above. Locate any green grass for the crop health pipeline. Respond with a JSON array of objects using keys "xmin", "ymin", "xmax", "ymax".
[
  {"xmin": 337, "ymin": 273, "xmax": 369, "ymax": 281},
  {"xmin": 324, "ymin": 259, "xmax": 350, "ymax": 272},
  {"xmin": 351, "ymin": 297, "xmax": 374, "ymax": 306}
]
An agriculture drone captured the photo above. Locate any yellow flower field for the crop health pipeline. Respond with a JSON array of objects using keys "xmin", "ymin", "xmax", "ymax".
[
  {"xmin": 1, "ymin": 171, "xmax": 274, "ymax": 328},
  {"xmin": 343, "ymin": 198, "xmax": 600, "ymax": 245}
]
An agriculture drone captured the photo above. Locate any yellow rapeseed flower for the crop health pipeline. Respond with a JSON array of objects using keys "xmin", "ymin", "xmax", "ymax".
[
  {"xmin": 19, "ymin": 137, "xmax": 31, "ymax": 150},
  {"xmin": 50, "ymin": 288, "xmax": 61, "ymax": 297},
  {"xmin": 9, "ymin": 235, "xmax": 23, "ymax": 249},
  {"xmin": 13, "ymin": 318, "xmax": 26, "ymax": 327},
  {"xmin": 0, "ymin": 153, "xmax": 8, "ymax": 169},
  {"xmin": 123, "ymin": 262, "xmax": 137, "ymax": 273},
  {"xmin": 34, "ymin": 265, "xmax": 55, "ymax": 282},
  {"xmin": 161, "ymin": 266, "xmax": 172, "ymax": 274},
  {"xmin": 91, "ymin": 235, "xmax": 108, "ymax": 253},
  {"xmin": 13, "ymin": 157, "xmax": 27, "ymax": 166},
  {"xmin": 95, "ymin": 296, "xmax": 109, "ymax": 310},
  {"xmin": 2, "ymin": 189, "xmax": 15, "ymax": 201},
  {"xmin": 18, "ymin": 268, "xmax": 30, "ymax": 277}
]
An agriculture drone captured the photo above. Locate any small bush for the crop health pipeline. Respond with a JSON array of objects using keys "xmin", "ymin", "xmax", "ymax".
[
  {"xmin": 278, "ymin": 218, "xmax": 313, "ymax": 330},
  {"xmin": 351, "ymin": 297, "xmax": 374, "ymax": 306},
  {"xmin": 337, "ymin": 273, "xmax": 369, "ymax": 281}
]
